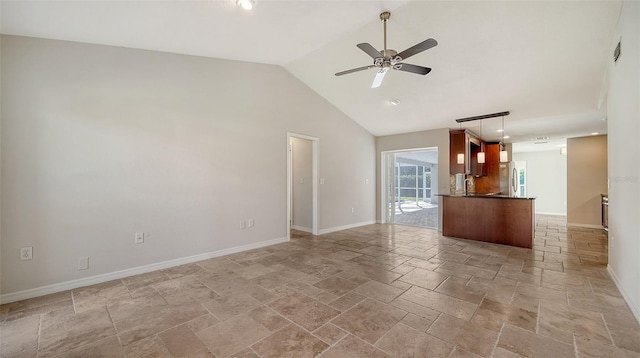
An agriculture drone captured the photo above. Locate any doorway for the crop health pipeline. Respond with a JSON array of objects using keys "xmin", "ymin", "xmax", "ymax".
[
  {"xmin": 382, "ymin": 148, "xmax": 439, "ymax": 228},
  {"xmin": 287, "ymin": 132, "xmax": 318, "ymax": 240}
]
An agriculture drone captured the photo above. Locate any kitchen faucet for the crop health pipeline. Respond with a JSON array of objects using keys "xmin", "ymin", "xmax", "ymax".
[{"xmin": 464, "ymin": 178, "xmax": 472, "ymax": 196}]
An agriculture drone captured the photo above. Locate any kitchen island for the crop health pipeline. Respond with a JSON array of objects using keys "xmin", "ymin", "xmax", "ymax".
[{"xmin": 438, "ymin": 194, "xmax": 536, "ymax": 249}]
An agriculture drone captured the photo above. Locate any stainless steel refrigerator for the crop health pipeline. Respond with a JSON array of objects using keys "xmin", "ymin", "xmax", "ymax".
[{"xmin": 499, "ymin": 161, "xmax": 520, "ymax": 197}]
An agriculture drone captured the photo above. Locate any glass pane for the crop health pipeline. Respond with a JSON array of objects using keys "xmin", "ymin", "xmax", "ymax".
[{"xmin": 399, "ymin": 188, "xmax": 417, "ymax": 199}]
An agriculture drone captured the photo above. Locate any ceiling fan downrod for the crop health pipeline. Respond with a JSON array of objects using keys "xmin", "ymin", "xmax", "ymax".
[{"xmin": 381, "ymin": 11, "xmax": 390, "ymax": 56}]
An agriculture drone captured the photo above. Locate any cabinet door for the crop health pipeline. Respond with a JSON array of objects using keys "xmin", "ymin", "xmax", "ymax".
[
  {"xmin": 469, "ymin": 137, "xmax": 484, "ymax": 176},
  {"xmin": 449, "ymin": 131, "xmax": 467, "ymax": 174},
  {"xmin": 474, "ymin": 143, "xmax": 500, "ymax": 193}
]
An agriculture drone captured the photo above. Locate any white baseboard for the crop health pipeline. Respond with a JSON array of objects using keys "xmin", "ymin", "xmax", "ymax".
[
  {"xmin": 0, "ymin": 236, "xmax": 288, "ymax": 304},
  {"xmin": 567, "ymin": 223, "xmax": 604, "ymax": 229},
  {"xmin": 607, "ymin": 265, "xmax": 640, "ymax": 325},
  {"xmin": 291, "ymin": 225, "xmax": 313, "ymax": 233},
  {"xmin": 536, "ymin": 212, "xmax": 567, "ymax": 216},
  {"xmin": 319, "ymin": 220, "xmax": 376, "ymax": 235}
]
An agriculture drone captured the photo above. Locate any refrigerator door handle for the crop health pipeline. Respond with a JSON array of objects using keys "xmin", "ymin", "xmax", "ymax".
[{"xmin": 512, "ymin": 167, "xmax": 518, "ymax": 195}]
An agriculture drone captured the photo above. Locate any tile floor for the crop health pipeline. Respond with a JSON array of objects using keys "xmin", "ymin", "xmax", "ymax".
[
  {"xmin": 393, "ymin": 202, "xmax": 439, "ymax": 228},
  {"xmin": 1, "ymin": 215, "xmax": 640, "ymax": 357}
]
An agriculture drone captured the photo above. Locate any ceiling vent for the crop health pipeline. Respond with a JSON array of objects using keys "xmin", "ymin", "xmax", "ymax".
[{"xmin": 531, "ymin": 136, "xmax": 550, "ymax": 141}]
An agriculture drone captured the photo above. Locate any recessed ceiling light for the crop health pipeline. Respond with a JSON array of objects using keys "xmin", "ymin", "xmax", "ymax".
[
  {"xmin": 503, "ymin": 136, "xmax": 510, "ymax": 139},
  {"xmin": 390, "ymin": 99, "xmax": 400, "ymax": 106},
  {"xmin": 556, "ymin": 144, "xmax": 567, "ymax": 147},
  {"xmin": 496, "ymin": 129, "xmax": 504, "ymax": 133},
  {"xmin": 237, "ymin": 0, "xmax": 255, "ymax": 10},
  {"xmin": 591, "ymin": 132, "xmax": 599, "ymax": 135}
]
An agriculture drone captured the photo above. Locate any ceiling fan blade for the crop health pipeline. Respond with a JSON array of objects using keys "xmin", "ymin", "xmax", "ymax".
[
  {"xmin": 335, "ymin": 65, "xmax": 376, "ymax": 76},
  {"xmin": 396, "ymin": 38, "xmax": 438, "ymax": 61},
  {"xmin": 396, "ymin": 63, "xmax": 432, "ymax": 75},
  {"xmin": 371, "ymin": 68, "xmax": 389, "ymax": 88},
  {"xmin": 357, "ymin": 43, "xmax": 383, "ymax": 59}
]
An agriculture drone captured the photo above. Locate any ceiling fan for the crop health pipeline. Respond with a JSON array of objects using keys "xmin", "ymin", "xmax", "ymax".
[{"xmin": 335, "ymin": 11, "xmax": 437, "ymax": 88}]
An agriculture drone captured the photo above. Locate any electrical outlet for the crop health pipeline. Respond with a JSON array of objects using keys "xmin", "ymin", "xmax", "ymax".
[
  {"xmin": 320, "ymin": 179, "xmax": 325, "ymax": 185},
  {"xmin": 20, "ymin": 247, "xmax": 33, "ymax": 261},
  {"xmin": 248, "ymin": 219, "xmax": 254, "ymax": 228},
  {"xmin": 78, "ymin": 257, "xmax": 89, "ymax": 270},
  {"xmin": 134, "ymin": 232, "xmax": 144, "ymax": 244},
  {"xmin": 240, "ymin": 221, "xmax": 246, "ymax": 230},
  {"xmin": 365, "ymin": 179, "xmax": 369, "ymax": 184},
  {"xmin": 351, "ymin": 207, "xmax": 355, "ymax": 213}
]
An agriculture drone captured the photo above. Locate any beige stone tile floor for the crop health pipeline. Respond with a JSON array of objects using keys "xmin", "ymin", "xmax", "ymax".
[{"xmin": 2, "ymin": 215, "xmax": 640, "ymax": 357}]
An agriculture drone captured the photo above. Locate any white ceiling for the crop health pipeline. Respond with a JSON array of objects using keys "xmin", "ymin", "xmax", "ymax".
[{"xmin": 1, "ymin": 1, "xmax": 621, "ymax": 152}]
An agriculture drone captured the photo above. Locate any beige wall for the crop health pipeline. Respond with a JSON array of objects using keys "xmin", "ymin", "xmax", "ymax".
[
  {"xmin": 0, "ymin": 35, "xmax": 376, "ymax": 298},
  {"xmin": 607, "ymin": 1, "xmax": 640, "ymax": 323},
  {"xmin": 290, "ymin": 137, "xmax": 312, "ymax": 231},
  {"xmin": 375, "ymin": 128, "xmax": 450, "ymax": 228},
  {"xmin": 567, "ymin": 135, "xmax": 608, "ymax": 226}
]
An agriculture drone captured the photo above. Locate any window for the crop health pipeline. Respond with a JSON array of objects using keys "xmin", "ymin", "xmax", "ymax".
[{"xmin": 515, "ymin": 161, "xmax": 526, "ymax": 197}]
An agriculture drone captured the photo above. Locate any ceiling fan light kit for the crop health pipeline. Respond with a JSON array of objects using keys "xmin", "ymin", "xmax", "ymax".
[{"xmin": 335, "ymin": 11, "xmax": 437, "ymax": 88}]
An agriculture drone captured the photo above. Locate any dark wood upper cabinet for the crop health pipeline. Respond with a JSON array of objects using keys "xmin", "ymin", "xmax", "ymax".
[
  {"xmin": 474, "ymin": 142, "xmax": 501, "ymax": 193},
  {"xmin": 449, "ymin": 130, "xmax": 468, "ymax": 175},
  {"xmin": 450, "ymin": 129, "xmax": 484, "ymax": 176}
]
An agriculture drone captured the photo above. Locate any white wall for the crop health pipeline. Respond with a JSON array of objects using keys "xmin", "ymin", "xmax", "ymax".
[
  {"xmin": 0, "ymin": 35, "xmax": 376, "ymax": 298},
  {"xmin": 606, "ymin": 1, "xmax": 640, "ymax": 323},
  {"xmin": 513, "ymin": 150, "xmax": 567, "ymax": 215},
  {"xmin": 290, "ymin": 137, "xmax": 312, "ymax": 232},
  {"xmin": 375, "ymin": 128, "xmax": 450, "ymax": 228}
]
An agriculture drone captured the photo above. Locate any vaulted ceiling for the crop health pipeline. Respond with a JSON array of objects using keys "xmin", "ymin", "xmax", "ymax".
[{"xmin": 1, "ymin": 1, "xmax": 621, "ymax": 151}]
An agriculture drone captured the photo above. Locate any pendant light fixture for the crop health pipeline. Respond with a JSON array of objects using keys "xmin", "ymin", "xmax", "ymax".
[
  {"xmin": 452, "ymin": 111, "xmax": 510, "ymax": 165},
  {"xmin": 499, "ymin": 115, "xmax": 509, "ymax": 163},
  {"xmin": 477, "ymin": 120, "xmax": 485, "ymax": 164}
]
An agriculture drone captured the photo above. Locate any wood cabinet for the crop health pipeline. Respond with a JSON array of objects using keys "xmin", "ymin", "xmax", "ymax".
[
  {"xmin": 474, "ymin": 142, "xmax": 501, "ymax": 193},
  {"xmin": 449, "ymin": 129, "xmax": 484, "ymax": 176},
  {"xmin": 441, "ymin": 195, "xmax": 535, "ymax": 249}
]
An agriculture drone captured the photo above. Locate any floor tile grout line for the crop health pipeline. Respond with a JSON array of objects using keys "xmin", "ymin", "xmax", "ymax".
[
  {"xmin": 35, "ymin": 312, "xmax": 43, "ymax": 357},
  {"xmin": 490, "ymin": 322, "xmax": 506, "ymax": 357},
  {"xmin": 600, "ymin": 311, "xmax": 616, "ymax": 346},
  {"xmin": 572, "ymin": 333, "xmax": 582, "ymax": 358},
  {"xmin": 535, "ymin": 297, "xmax": 541, "ymax": 335}
]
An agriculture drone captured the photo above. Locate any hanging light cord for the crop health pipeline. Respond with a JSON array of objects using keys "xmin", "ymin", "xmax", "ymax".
[{"xmin": 501, "ymin": 116, "xmax": 505, "ymax": 150}]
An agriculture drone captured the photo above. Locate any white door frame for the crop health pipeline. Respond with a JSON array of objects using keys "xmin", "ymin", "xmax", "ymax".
[
  {"xmin": 380, "ymin": 147, "xmax": 438, "ymax": 224},
  {"xmin": 287, "ymin": 132, "xmax": 319, "ymax": 239},
  {"xmin": 380, "ymin": 151, "xmax": 396, "ymax": 224}
]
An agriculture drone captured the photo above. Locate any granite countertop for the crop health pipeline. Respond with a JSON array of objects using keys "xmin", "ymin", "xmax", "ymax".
[{"xmin": 437, "ymin": 193, "xmax": 536, "ymax": 200}]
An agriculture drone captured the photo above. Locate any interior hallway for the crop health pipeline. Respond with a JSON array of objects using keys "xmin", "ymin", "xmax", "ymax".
[{"xmin": 1, "ymin": 216, "xmax": 639, "ymax": 357}]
